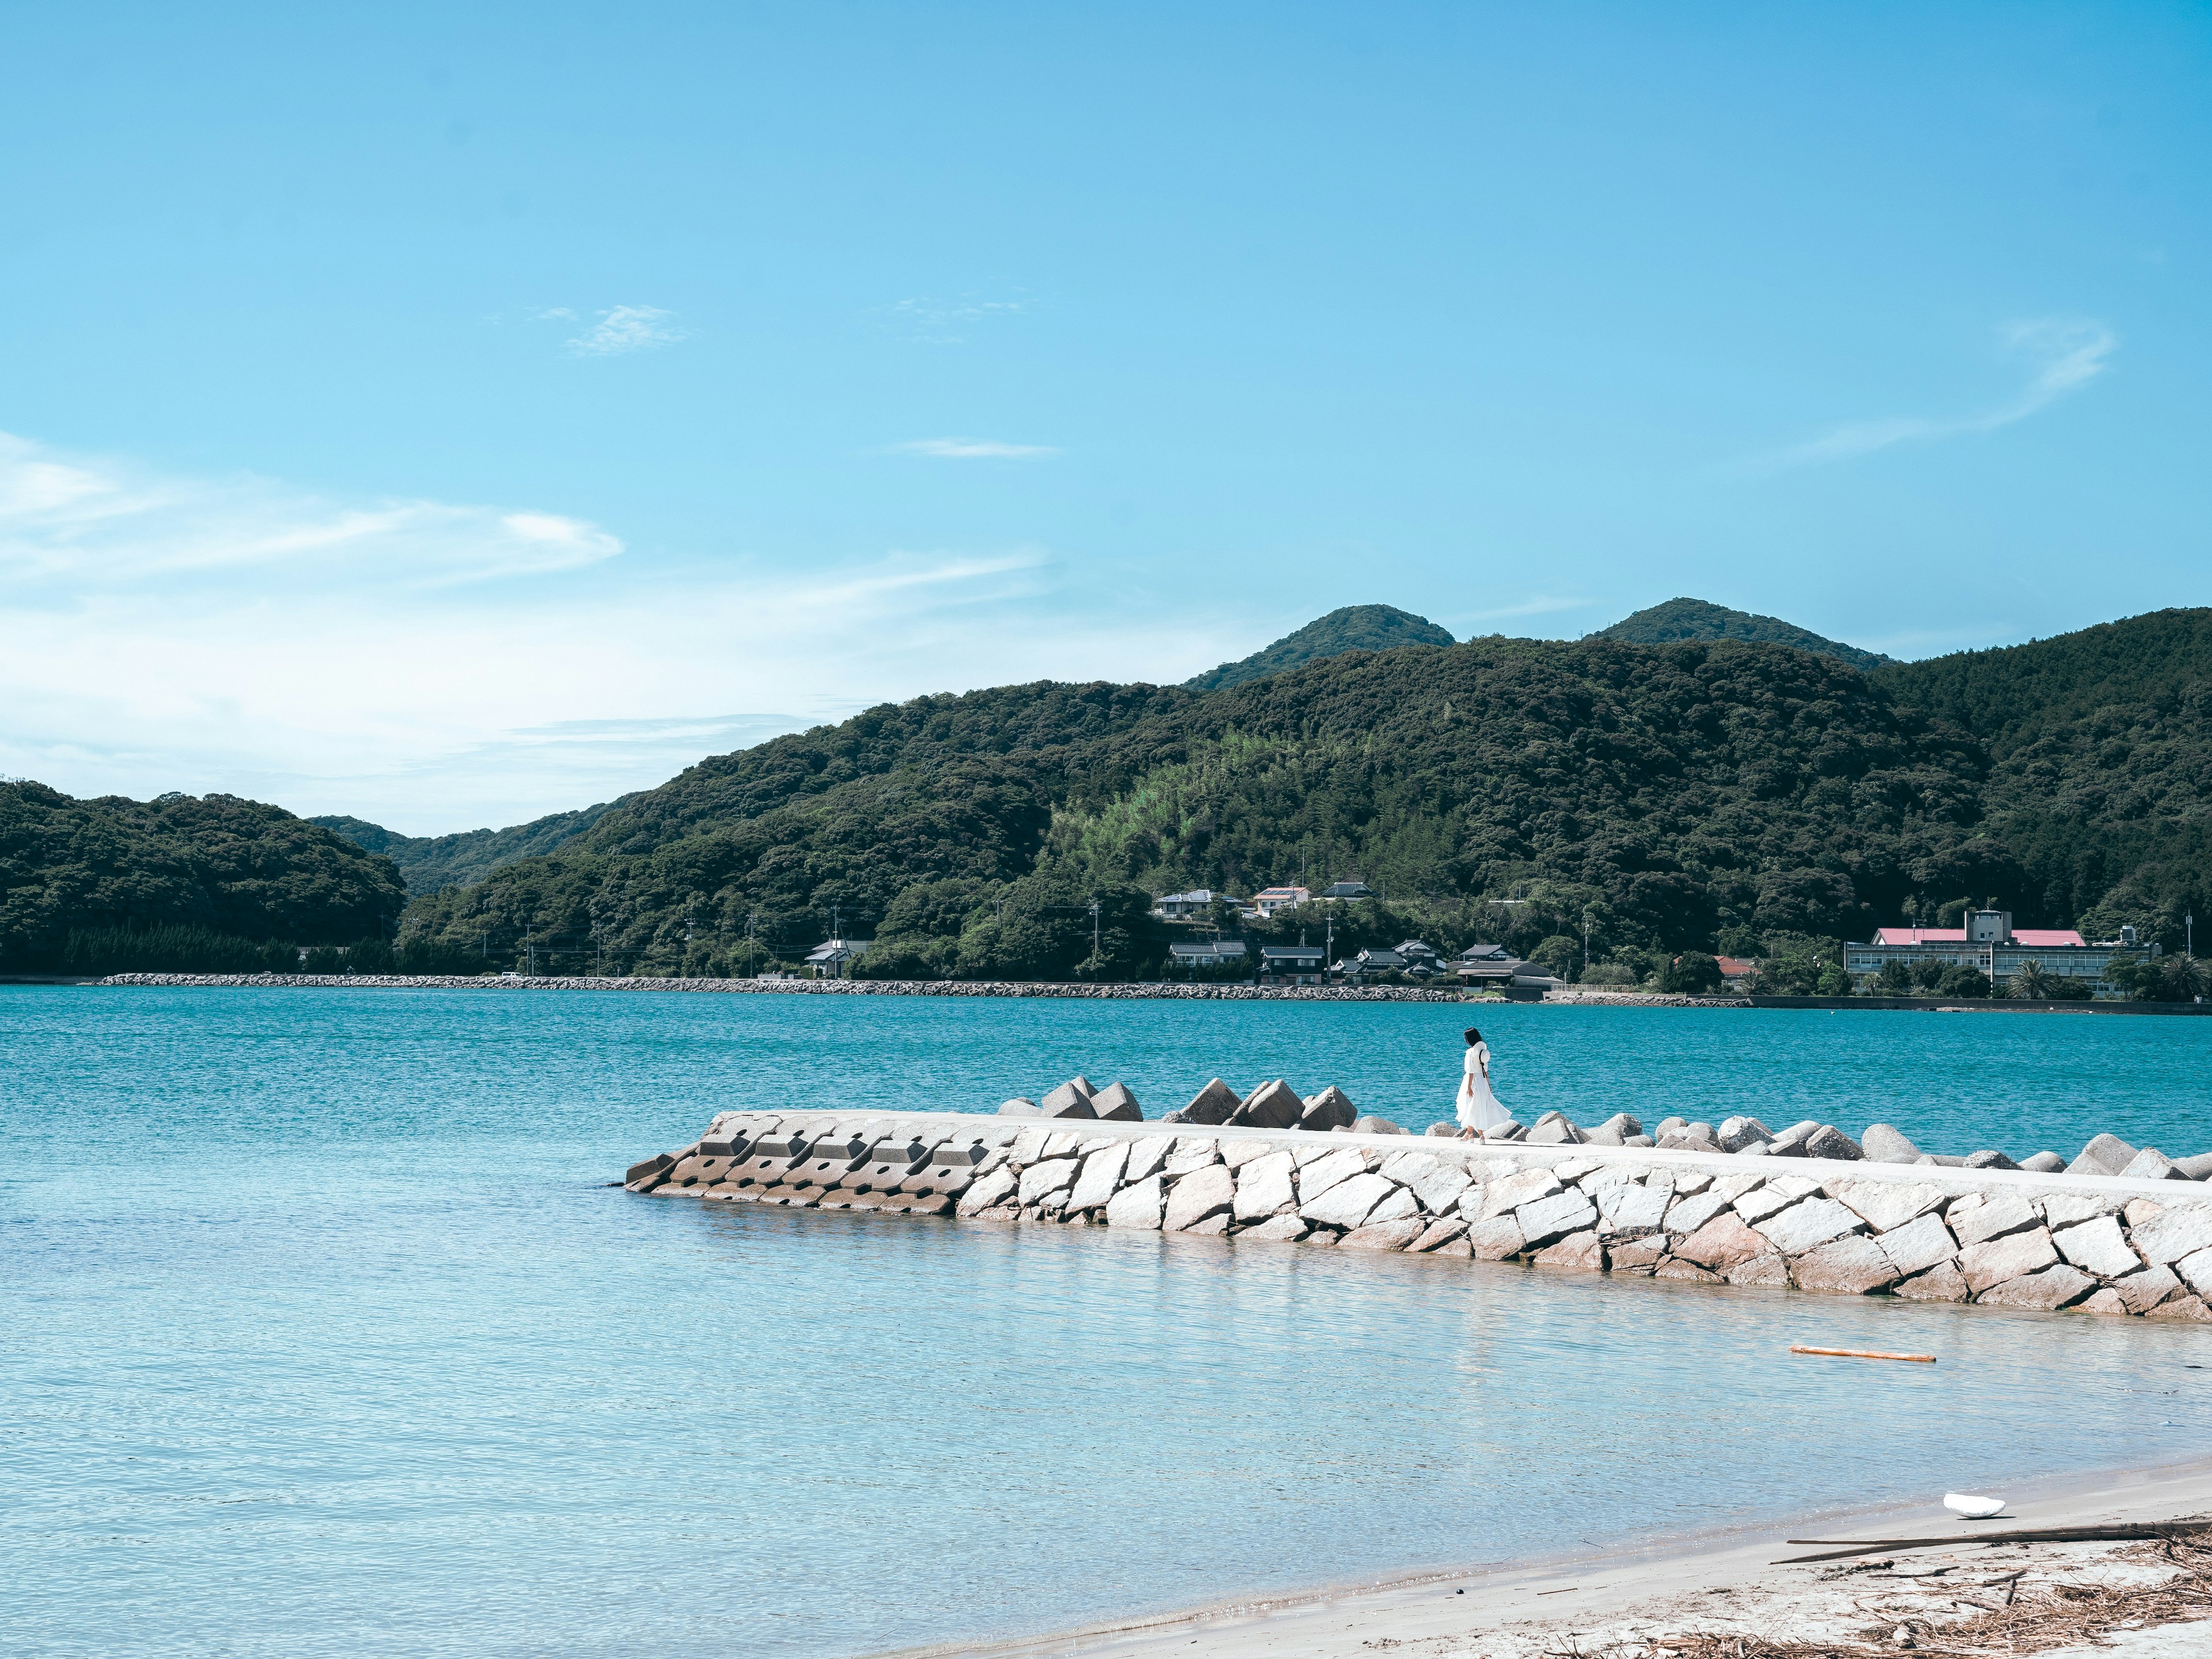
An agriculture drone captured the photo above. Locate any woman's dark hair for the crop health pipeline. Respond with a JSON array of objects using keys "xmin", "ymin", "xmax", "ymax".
[{"xmin": 1464, "ymin": 1027, "xmax": 1481, "ymax": 1044}]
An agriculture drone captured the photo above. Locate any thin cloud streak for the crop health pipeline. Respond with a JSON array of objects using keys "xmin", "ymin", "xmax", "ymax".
[
  {"xmin": 0, "ymin": 431, "xmax": 621, "ymax": 590},
  {"xmin": 1766, "ymin": 317, "xmax": 2117, "ymax": 468},
  {"xmin": 566, "ymin": 305, "xmax": 688, "ymax": 356},
  {"xmin": 0, "ymin": 434, "xmax": 1206, "ymax": 830},
  {"xmin": 892, "ymin": 437, "xmax": 1060, "ymax": 460}
]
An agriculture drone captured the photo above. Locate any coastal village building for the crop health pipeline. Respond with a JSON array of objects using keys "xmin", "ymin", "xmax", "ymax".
[
  {"xmin": 1252, "ymin": 885, "xmax": 1310, "ymax": 917},
  {"xmin": 1842, "ymin": 910, "xmax": 2122, "ymax": 993},
  {"xmin": 1320, "ymin": 878, "xmax": 1374, "ymax": 899},
  {"xmin": 1167, "ymin": 938, "xmax": 1248, "ymax": 971},
  {"xmin": 1257, "ymin": 942, "xmax": 1325, "ymax": 983},
  {"xmin": 1154, "ymin": 889, "xmax": 1219, "ymax": 919},
  {"xmin": 803, "ymin": 938, "xmax": 873, "ymax": 978},
  {"xmin": 1455, "ymin": 942, "xmax": 1521, "ymax": 987}
]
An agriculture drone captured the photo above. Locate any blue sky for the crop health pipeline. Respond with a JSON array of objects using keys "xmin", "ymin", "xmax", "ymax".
[{"xmin": 3, "ymin": 2, "xmax": 2207, "ymax": 831}]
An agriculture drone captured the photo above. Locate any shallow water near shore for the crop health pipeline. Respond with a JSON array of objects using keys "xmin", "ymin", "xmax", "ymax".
[{"xmin": 6, "ymin": 987, "xmax": 2211, "ymax": 1658}]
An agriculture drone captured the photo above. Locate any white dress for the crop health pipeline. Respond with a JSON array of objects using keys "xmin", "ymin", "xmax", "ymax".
[{"xmin": 1456, "ymin": 1041, "xmax": 1514, "ymax": 1132}]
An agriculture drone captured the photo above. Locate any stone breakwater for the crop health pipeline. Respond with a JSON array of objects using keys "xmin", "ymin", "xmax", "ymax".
[
  {"xmin": 96, "ymin": 973, "xmax": 1488, "ymax": 1002},
  {"xmin": 627, "ymin": 1112, "xmax": 2212, "ymax": 1321}
]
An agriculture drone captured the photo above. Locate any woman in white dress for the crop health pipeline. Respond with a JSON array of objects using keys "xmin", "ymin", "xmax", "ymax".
[{"xmin": 1455, "ymin": 1027, "xmax": 1515, "ymax": 1137}]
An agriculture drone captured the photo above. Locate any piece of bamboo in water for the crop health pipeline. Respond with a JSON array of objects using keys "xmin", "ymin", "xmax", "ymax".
[{"xmin": 1789, "ymin": 1344, "xmax": 1937, "ymax": 1363}]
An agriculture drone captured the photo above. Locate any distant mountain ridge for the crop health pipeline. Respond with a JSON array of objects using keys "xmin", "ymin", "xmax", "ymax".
[
  {"xmin": 1591, "ymin": 597, "xmax": 1892, "ymax": 672},
  {"xmin": 313, "ymin": 800, "xmax": 623, "ymax": 895},
  {"xmin": 1184, "ymin": 603, "xmax": 1454, "ymax": 691}
]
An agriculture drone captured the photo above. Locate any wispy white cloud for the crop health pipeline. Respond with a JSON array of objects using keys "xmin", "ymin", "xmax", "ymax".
[
  {"xmin": 0, "ymin": 433, "xmax": 1209, "ymax": 832},
  {"xmin": 891, "ymin": 437, "xmax": 1060, "ymax": 460},
  {"xmin": 1768, "ymin": 318, "xmax": 2116, "ymax": 468},
  {"xmin": 1456, "ymin": 593, "xmax": 1592, "ymax": 624},
  {"xmin": 0, "ymin": 432, "xmax": 620, "ymax": 590},
  {"xmin": 566, "ymin": 304, "xmax": 688, "ymax": 357},
  {"xmin": 890, "ymin": 294, "xmax": 1035, "ymax": 343}
]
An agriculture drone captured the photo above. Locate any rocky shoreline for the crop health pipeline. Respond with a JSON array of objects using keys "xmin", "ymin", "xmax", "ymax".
[
  {"xmin": 627, "ymin": 1090, "xmax": 2212, "ymax": 1321},
  {"xmin": 92, "ymin": 972, "xmax": 1750, "ymax": 1005}
]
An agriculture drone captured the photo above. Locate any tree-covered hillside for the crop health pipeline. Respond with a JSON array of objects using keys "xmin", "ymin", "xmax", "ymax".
[
  {"xmin": 1184, "ymin": 603, "xmax": 1454, "ymax": 691},
  {"xmin": 1872, "ymin": 608, "xmax": 2212, "ymax": 946},
  {"xmin": 1593, "ymin": 597, "xmax": 1892, "ymax": 672},
  {"xmin": 314, "ymin": 800, "xmax": 623, "ymax": 894},
  {"xmin": 1, "ymin": 783, "xmax": 407, "ymax": 973},
  {"xmin": 400, "ymin": 635, "xmax": 2027, "ymax": 978}
]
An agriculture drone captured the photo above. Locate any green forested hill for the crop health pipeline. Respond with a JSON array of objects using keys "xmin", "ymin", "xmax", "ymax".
[
  {"xmin": 1594, "ymin": 597, "xmax": 1892, "ymax": 672},
  {"xmin": 1872, "ymin": 609, "xmax": 2212, "ymax": 941},
  {"xmin": 1184, "ymin": 603, "xmax": 1454, "ymax": 691},
  {"xmin": 21, "ymin": 605, "xmax": 2208, "ymax": 983},
  {"xmin": 401, "ymin": 634, "xmax": 2035, "ymax": 978},
  {"xmin": 0, "ymin": 784, "xmax": 407, "ymax": 972},
  {"xmin": 313, "ymin": 800, "xmax": 623, "ymax": 894}
]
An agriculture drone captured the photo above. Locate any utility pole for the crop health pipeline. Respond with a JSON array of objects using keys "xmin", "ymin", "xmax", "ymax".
[
  {"xmin": 1089, "ymin": 899, "xmax": 1101, "ymax": 981},
  {"xmin": 1325, "ymin": 914, "xmax": 1335, "ymax": 983}
]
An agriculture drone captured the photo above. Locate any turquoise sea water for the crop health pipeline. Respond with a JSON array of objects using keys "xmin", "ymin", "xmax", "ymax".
[{"xmin": 6, "ymin": 987, "xmax": 2212, "ymax": 1658}]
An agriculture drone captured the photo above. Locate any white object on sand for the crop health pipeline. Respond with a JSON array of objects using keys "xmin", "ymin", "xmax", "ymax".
[{"xmin": 1944, "ymin": 1493, "xmax": 2007, "ymax": 1519}]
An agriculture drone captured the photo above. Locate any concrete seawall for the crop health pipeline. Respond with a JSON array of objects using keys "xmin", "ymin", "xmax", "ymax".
[{"xmin": 627, "ymin": 1112, "xmax": 2212, "ymax": 1321}]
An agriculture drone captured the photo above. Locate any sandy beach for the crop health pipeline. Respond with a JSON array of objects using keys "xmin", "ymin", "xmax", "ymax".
[{"xmin": 925, "ymin": 1455, "xmax": 2212, "ymax": 1659}]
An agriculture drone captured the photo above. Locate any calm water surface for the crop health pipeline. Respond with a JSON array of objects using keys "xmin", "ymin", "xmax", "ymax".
[{"xmin": 5, "ymin": 987, "xmax": 2211, "ymax": 1658}]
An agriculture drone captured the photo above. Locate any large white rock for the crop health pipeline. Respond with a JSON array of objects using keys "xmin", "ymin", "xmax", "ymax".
[
  {"xmin": 1790, "ymin": 1235, "xmax": 1899, "ymax": 1294},
  {"xmin": 1514, "ymin": 1188, "xmax": 1600, "ymax": 1249},
  {"xmin": 1948, "ymin": 1193, "xmax": 2041, "ymax": 1247},
  {"xmin": 1465, "ymin": 1214, "xmax": 1525, "ymax": 1259},
  {"xmin": 1233, "ymin": 1150, "xmax": 1298, "ymax": 1221},
  {"xmin": 1238, "ymin": 1214, "xmax": 1311, "ymax": 1243},
  {"xmin": 1124, "ymin": 1137, "xmax": 1172, "ymax": 1183},
  {"xmin": 1664, "ymin": 1189, "xmax": 1734, "ymax": 1235},
  {"xmin": 1875, "ymin": 1212, "xmax": 1959, "ymax": 1278},
  {"xmin": 1734, "ymin": 1183, "xmax": 1810, "ymax": 1225},
  {"xmin": 1408, "ymin": 1160, "xmax": 1475, "ymax": 1216},
  {"xmin": 2113, "ymin": 1264, "xmax": 2184, "ymax": 1314},
  {"xmin": 1164, "ymin": 1164, "xmax": 1236, "ymax": 1232},
  {"xmin": 1018, "ymin": 1158, "xmax": 1080, "ymax": 1207},
  {"xmin": 1222, "ymin": 1138, "xmax": 1278, "ymax": 1169},
  {"xmin": 2041, "ymin": 1191, "xmax": 2124, "ymax": 1228},
  {"xmin": 2129, "ymin": 1205, "xmax": 2212, "ymax": 1267},
  {"xmin": 1479, "ymin": 1168, "xmax": 1563, "ymax": 1221},
  {"xmin": 1104, "ymin": 1173, "xmax": 1165, "ymax": 1229},
  {"xmin": 1598, "ymin": 1180, "xmax": 1672, "ymax": 1233},
  {"xmin": 1859, "ymin": 1123, "xmax": 1922, "ymax": 1164},
  {"xmin": 2053, "ymin": 1214, "xmax": 2142, "ymax": 1279},
  {"xmin": 1831, "ymin": 1179, "xmax": 1946, "ymax": 1233},
  {"xmin": 1297, "ymin": 1147, "xmax": 1373, "ymax": 1203},
  {"xmin": 1066, "ymin": 1143, "xmax": 1131, "ymax": 1212},
  {"xmin": 1718, "ymin": 1115, "xmax": 1775, "ymax": 1152},
  {"xmin": 1979, "ymin": 1265, "xmax": 2099, "ymax": 1310},
  {"xmin": 1164, "ymin": 1138, "xmax": 1221, "ymax": 1178},
  {"xmin": 1752, "ymin": 1196, "xmax": 1862, "ymax": 1256},
  {"xmin": 955, "ymin": 1166, "xmax": 1020, "ymax": 1216},
  {"xmin": 1301, "ymin": 1172, "xmax": 1397, "ymax": 1230},
  {"xmin": 2068, "ymin": 1132, "xmax": 2139, "ymax": 1177},
  {"xmin": 1366, "ymin": 1185, "xmax": 1419, "ymax": 1225},
  {"xmin": 2175, "ymin": 1248, "xmax": 2212, "ymax": 1300},
  {"xmin": 1960, "ymin": 1226, "xmax": 2060, "ymax": 1296},
  {"xmin": 1379, "ymin": 1151, "xmax": 1442, "ymax": 1188}
]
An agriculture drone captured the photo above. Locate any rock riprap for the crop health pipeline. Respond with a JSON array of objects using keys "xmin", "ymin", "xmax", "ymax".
[{"xmin": 626, "ymin": 1112, "xmax": 2212, "ymax": 1323}]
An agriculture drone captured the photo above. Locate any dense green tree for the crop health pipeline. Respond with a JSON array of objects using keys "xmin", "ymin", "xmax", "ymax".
[{"xmin": 1, "ymin": 783, "xmax": 405, "ymax": 972}]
